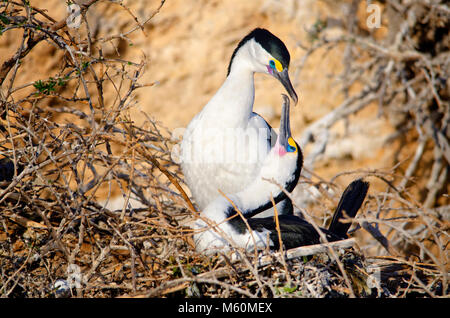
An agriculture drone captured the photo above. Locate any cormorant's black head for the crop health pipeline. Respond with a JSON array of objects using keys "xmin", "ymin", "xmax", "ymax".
[
  {"xmin": 227, "ymin": 28, "xmax": 290, "ymax": 74},
  {"xmin": 227, "ymin": 28, "xmax": 298, "ymax": 105}
]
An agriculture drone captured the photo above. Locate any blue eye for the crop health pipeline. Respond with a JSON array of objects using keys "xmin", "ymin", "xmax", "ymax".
[
  {"xmin": 287, "ymin": 144, "xmax": 296, "ymax": 152},
  {"xmin": 269, "ymin": 60, "xmax": 275, "ymax": 69}
]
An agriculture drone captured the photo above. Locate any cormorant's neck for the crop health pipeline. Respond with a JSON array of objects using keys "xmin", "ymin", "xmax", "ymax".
[
  {"xmin": 224, "ymin": 185, "xmax": 287, "ymax": 234},
  {"xmin": 226, "ymin": 143, "xmax": 303, "ymax": 220},
  {"xmin": 202, "ymin": 56, "xmax": 255, "ymax": 128},
  {"xmin": 225, "ymin": 172, "xmax": 289, "ymax": 220}
]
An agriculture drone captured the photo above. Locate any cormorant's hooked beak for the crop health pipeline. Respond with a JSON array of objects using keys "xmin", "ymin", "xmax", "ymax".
[
  {"xmin": 274, "ymin": 69, "xmax": 298, "ymax": 106},
  {"xmin": 278, "ymin": 94, "xmax": 291, "ymax": 149}
]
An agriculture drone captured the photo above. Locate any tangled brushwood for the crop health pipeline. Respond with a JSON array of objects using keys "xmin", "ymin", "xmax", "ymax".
[{"xmin": 0, "ymin": 0, "xmax": 448, "ymax": 298}]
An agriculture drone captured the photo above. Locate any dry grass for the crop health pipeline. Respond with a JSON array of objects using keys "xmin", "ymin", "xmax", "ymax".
[{"xmin": 0, "ymin": 0, "xmax": 448, "ymax": 298}]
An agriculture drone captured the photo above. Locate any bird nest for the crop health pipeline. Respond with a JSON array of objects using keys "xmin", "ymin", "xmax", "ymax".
[{"xmin": 0, "ymin": 0, "xmax": 448, "ymax": 298}]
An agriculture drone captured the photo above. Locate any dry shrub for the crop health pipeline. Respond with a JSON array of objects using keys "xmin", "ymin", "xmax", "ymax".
[{"xmin": 0, "ymin": 0, "xmax": 447, "ymax": 298}]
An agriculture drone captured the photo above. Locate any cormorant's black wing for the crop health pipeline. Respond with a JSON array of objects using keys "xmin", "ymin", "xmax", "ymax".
[
  {"xmin": 248, "ymin": 215, "xmax": 339, "ymax": 250},
  {"xmin": 328, "ymin": 179, "xmax": 369, "ymax": 238},
  {"xmin": 244, "ymin": 179, "xmax": 369, "ymax": 251}
]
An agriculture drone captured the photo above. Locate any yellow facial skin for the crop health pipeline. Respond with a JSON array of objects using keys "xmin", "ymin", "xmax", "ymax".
[
  {"xmin": 287, "ymin": 137, "xmax": 297, "ymax": 153},
  {"xmin": 273, "ymin": 59, "xmax": 283, "ymax": 72},
  {"xmin": 269, "ymin": 59, "xmax": 283, "ymax": 72}
]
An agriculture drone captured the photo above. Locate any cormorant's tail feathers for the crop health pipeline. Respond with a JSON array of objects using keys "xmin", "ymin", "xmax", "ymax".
[{"xmin": 328, "ymin": 178, "xmax": 369, "ymax": 238}]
